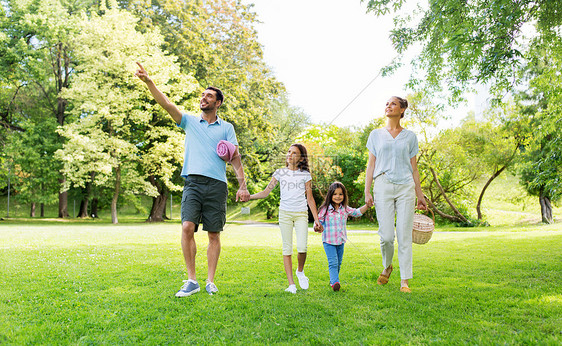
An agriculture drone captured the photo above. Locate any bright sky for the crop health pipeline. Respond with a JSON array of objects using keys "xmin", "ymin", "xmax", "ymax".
[{"xmin": 243, "ymin": 0, "xmax": 414, "ymax": 127}]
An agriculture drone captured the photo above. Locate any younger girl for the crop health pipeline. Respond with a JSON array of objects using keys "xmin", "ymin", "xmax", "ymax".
[
  {"xmin": 318, "ymin": 182, "xmax": 371, "ymax": 291},
  {"xmin": 250, "ymin": 144, "xmax": 323, "ymax": 294}
]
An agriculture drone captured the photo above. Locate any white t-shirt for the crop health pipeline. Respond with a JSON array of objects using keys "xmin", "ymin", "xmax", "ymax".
[{"xmin": 272, "ymin": 167, "xmax": 312, "ymax": 212}]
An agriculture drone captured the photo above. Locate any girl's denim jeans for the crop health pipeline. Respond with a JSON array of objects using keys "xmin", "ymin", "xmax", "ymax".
[{"xmin": 323, "ymin": 242, "xmax": 345, "ymax": 285}]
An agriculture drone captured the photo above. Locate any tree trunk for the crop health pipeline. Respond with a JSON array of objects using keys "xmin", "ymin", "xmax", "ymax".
[
  {"xmin": 429, "ymin": 167, "xmax": 470, "ymax": 224},
  {"xmin": 78, "ymin": 180, "xmax": 92, "ymax": 218},
  {"xmin": 426, "ymin": 197, "xmax": 465, "ymax": 223},
  {"xmin": 30, "ymin": 202, "xmax": 36, "ymax": 217},
  {"xmin": 477, "ymin": 145, "xmax": 518, "ymax": 220},
  {"xmin": 58, "ymin": 185, "xmax": 69, "ymax": 218},
  {"xmin": 40, "ymin": 203, "xmax": 44, "ymax": 217},
  {"xmin": 78, "ymin": 198, "xmax": 89, "ymax": 218},
  {"xmin": 476, "ymin": 165, "xmax": 507, "ymax": 220},
  {"xmin": 55, "ymin": 42, "xmax": 70, "ymax": 218},
  {"xmin": 539, "ymin": 192, "xmax": 553, "ymax": 224},
  {"xmin": 266, "ymin": 208, "xmax": 274, "ymax": 219},
  {"xmin": 111, "ymin": 165, "xmax": 121, "ymax": 224},
  {"xmin": 148, "ymin": 194, "xmax": 168, "ymax": 222},
  {"xmin": 91, "ymin": 198, "xmax": 99, "ymax": 218},
  {"xmin": 147, "ymin": 176, "xmax": 169, "ymax": 222}
]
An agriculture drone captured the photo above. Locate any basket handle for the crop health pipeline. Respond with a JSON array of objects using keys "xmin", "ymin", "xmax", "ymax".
[{"xmin": 416, "ymin": 207, "xmax": 435, "ymax": 223}]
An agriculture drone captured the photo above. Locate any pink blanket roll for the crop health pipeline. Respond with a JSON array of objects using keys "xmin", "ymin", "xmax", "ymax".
[{"xmin": 216, "ymin": 140, "xmax": 236, "ymax": 162}]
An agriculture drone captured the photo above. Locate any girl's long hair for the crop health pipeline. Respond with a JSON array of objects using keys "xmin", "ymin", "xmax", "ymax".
[
  {"xmin": 288, "ymin": 143, "xmax": 310, "ymax": 172},
  {"xmin": 319, "ymin": 182, "xmax": 349, "ymax": 213}
]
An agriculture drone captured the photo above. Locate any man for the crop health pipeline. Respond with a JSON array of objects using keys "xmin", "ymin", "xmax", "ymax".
[{"xmin": 135, "ymin": 62, "xmax": 250, "ymax": 297}]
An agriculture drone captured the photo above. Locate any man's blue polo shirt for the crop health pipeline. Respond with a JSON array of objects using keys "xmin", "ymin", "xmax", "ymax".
[{"xmin": 177, "ymin": 113, "xmax": 238, "ymax": 183}]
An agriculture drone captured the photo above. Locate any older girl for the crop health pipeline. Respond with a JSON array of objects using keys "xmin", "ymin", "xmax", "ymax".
[
  {"xmin": 364, "ymin": 96, "xmax": 427, "ymax": 293},
  {"xmin": 250, "ymin": 144, "xmax": 322, "ymax": 293}
]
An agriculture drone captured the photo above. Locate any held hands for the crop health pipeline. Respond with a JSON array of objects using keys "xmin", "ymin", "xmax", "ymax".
[
  {"xmin": 313, "ymin": 220, "xmax": 323, "ymax": 233},
  {"xmin": 134, "ymin": 62, "xmax": 151, "ymax": 84},
  {"xmin": 365, "ymin": 192, "xmax": 374, "ymax": 208},
  {"xmin": 236, "ymin": 187, "xmax": 250, "ymax": 202}
]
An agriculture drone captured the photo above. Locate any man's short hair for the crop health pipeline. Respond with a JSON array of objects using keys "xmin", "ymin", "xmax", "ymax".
[{"xmin": 206, "ymin": 86, "xmax": 224, "ymax": 106}]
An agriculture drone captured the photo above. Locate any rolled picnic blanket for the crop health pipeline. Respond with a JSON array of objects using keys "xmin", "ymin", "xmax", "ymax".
[{"xmin": 216, "ymin": 140, "xmax": 236, "ymax": 162}]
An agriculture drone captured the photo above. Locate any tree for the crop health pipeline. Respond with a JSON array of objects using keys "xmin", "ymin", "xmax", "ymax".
[
  {"xmin": 413, "ymin": 112, "xmax": 521, "ymax": 225},
  {"xmin": 364, "ymin": 0, "xmax": 561, "ymax": 223},
  {"xmin": 473, "ymin": 107, "xmax": 522, "ymax": 220},
  {"xmin": 57, "ymin": 5, "xmax": 194, "ymax": 223},
  {"xmin": 1, "ymin": 0, "xmax": 81, "ymax": 217},
  {"xmin": 518, "ymin": 135, "xmax": 561, "ymax": 224},
  {"xmin": 5, "ymin": 117, "xmax": 61, "ymax": 217},
  {"xmin": 513, "ymin": 31, "xmax": 562, "ymax": 223},
  {"xmin": 419, "ymin": 121, "xmax": 481, "ymax": 224},
  {"xmin": 141, "ymin": 127, "xmax": 185, "ymax": 222},
  {"xmin": 363, "ymin": 0, "xmax": 562, "ymax": 99},
  {"xmin": 120, "ymin": 0, "xmax": 286, "ymax": 204}
]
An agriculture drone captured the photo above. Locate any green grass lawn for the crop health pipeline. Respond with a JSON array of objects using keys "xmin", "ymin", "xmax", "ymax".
[{"xmin": 1, "ymin": 222, "xmax": 561, "ymax": 344}]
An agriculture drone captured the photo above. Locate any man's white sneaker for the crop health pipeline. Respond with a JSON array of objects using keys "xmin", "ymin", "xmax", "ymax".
[
  {"xmin": 175, "ymin": 280, "xmax": 200, "ymax": 297},
  {"xmin": 285, "ymin": 284, "xmax": 297, "ymax": 294},
  {"xmin": 206, "ymin": 282, "xmax": 218, "ymax": 295},
  {"xmin": 296, "ymin": 270, "xmax": 309, "ymax": 290}
]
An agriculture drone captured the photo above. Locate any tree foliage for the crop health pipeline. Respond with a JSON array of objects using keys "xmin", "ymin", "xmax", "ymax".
[
  {"xmin": 513, "ymin": 30, "xmax": 562, "ymax": 223},
  {"xmin": 120, "ymin": 0, "xmax": 287, "ymax": 197},
  {"xmin": 56, "ymin": 5, "xmax": 200, "ymax": 223},
  {"xmin": 365, "ymin": 0, "xmax": 562, "ymax": 222},
  {"xmin": 0, "ymin": 0, "xmax": 84, "ymax": 217},
  {"xmin": 5, "ymin": 117, "xmax": 61, "ymax": 214},
  {"xmin": 0, "ymin": 0, "xmax": 295, "ymax": 221},
  {"xmin": 364, "ymin": 0, "xmax": 562, "ymax": 98}
]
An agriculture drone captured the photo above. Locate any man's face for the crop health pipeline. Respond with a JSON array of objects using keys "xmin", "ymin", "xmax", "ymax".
[{"xmin": 200, "ymin": 90, "xmax": 221, "ymax": 111}]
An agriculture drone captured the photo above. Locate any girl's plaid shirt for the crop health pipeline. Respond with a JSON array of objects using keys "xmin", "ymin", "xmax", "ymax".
[{"xmin": 318, "ymin": 205, "xmax": 362, "ymax": 245}]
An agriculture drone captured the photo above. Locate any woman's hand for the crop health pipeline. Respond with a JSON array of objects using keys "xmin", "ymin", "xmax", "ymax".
[
  {"xmin": 365, "ymin": 192, "xmax": 374, "ymax": 207},
  {"xmin": 416, "ymin": 194, "xmax": 427, "ymax": 210}
]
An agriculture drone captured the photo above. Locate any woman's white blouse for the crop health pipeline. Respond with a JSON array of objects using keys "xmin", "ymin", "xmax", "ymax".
[{"xmin": 366, "ymin": 128, "xmax": 419, "ymax": 184}]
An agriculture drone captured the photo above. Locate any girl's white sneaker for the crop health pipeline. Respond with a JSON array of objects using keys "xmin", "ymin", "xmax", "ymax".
[
  {"xmin": 285, "ymin": 284, "xmax": 297, "ymax": 294},
  {"xmin": 296, "ymin": 270, "xmax": 309, "ymax": 290}
]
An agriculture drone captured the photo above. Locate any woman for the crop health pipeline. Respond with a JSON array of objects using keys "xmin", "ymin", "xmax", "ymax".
[{"xmin": 364, "ymin": 96, "xmax": 427, "ymax": 293}]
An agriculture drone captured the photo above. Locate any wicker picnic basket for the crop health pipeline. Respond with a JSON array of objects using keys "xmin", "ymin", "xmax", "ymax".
[{"xmin": 412, "ymin": 209, "xmax": 435, "ymax": 245}]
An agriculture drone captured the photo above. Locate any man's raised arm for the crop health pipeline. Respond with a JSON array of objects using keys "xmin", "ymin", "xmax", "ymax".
[{"xmin": 135, "ymin": 62, "xmax": 182, "ymax": 124}]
